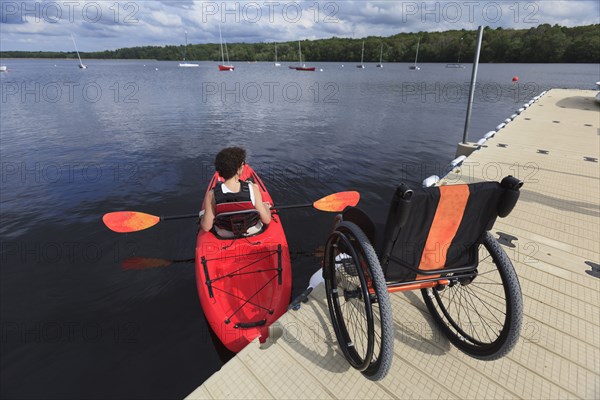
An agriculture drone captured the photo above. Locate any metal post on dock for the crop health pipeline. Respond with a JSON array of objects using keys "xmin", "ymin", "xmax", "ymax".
[{"xmin": 456, "ymin": 26, "xmax": 484, "ymax": 158}]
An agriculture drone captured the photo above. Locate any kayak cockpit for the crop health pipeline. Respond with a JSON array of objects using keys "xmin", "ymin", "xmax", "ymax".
[{"xmin": 213, "ymin": 210, "xmax": 265, "ymax": 239}]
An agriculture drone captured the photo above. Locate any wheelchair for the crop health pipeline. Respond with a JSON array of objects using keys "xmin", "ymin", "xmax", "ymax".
[{"xmin": 323, "ymin": 176, "xmax": 524, "ymax": 381}]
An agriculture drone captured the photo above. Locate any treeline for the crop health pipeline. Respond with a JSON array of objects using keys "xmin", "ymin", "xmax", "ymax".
[{"xmin": 2, "ymin": 24, "xmax": 598, "ymax": 63}]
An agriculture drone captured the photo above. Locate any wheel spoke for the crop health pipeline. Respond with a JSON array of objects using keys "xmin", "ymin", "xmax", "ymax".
[
  {"xmin": 423, "ymin": 232, "xmax": 522, "ymax": 359},
  {"xmin": 324, "ymin": 222, "xmax": 394, "ymax": 380}
]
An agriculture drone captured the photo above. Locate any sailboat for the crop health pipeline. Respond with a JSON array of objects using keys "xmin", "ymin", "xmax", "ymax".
[
  {"xmin": 446, "ymin": 37, "xmax": 465, "ymax": 68},
  {"xmin": 218, "ymin": 26, "xmax": 234, "ymax": 71},
  {"xmin": 356, "ymin": 40, "xmax": 365, "ymax": 68},
  {"xmin": 409, "ymin": 38, "xmax": 420, "ymax": 70},
  {"xmin": 376, "ymin": 43, "xmax": 384, "ymax": 68},
  {"xmin": 274, "ymin": 43, "xmax": 281, "ymax": 67},
  {"xmin": 70, "ymin": 34, "xmax": 87, "ymax": 69},
  {"xmin": 179, "ymin": 31, "xmax": 199, "ymax": 67},
  {"xmin": 290, "ymin": 41, "xmax": 315, "ymax": 71}
]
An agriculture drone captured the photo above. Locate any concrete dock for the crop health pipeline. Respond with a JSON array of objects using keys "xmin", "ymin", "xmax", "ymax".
[{"xmin": 187, "ymin": 89, "xmax": 600, "ymax": 399}]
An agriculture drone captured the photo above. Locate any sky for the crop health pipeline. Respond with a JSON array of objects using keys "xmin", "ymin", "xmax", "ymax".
[{"xmin": 1, "ymin": 0, "xmax": 598, "ymax": 52}]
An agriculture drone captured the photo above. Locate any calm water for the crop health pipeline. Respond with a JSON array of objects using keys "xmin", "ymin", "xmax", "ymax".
[{"xmin": 1, "ymin": 59, "xmax": 597, "ymax": 399}]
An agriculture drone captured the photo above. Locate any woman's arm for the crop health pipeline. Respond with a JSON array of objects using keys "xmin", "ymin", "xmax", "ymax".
[
  {"xmin": 252, "ymin": 185, "xmax": 272, "ymax": 225},
  {"xmin": 200, "ymin": 190, "xmax": 216, "ymax": 232}
]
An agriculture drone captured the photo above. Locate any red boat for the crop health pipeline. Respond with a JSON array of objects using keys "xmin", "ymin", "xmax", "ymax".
[
  {"xmin": 294, "ymin": 66, "xmax": 316, "ymax": 71},
  {"xmin": 291, "ymin": 41, "xmax": 316, "ymax": 71},
  {"xmin": 195, "ymin": 165, "xmax": 292, "ymax": 352},
  {"xmin": 218, "ymin": 26, "xmax": 234, "ymax": 72}
]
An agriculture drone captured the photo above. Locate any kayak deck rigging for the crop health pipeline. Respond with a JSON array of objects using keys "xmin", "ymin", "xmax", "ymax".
[{"xmin": 200, "ymin": 244, "xmax": 283, "ymax": 327}]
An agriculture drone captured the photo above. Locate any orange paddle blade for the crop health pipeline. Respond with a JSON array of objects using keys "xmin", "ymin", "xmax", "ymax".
[
  {"xmin": 122, "ymin": 257, "xmax": 172, "ymax": 270},
  {"xmin": 102, "ymin": 212, "xmax": 160, "ymax": 233},
  {"xmin": 313, "ymin": 191, "xmax": 360, "ymax": 212}
]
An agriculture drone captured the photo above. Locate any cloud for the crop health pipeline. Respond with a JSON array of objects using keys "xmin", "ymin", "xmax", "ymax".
[
  {"xmin": 147, "ymin": 10, "xmax": 183, "ymax": 27},
  {"xmin": 0, "ymin": 0, "xmax": 597, "ymax": 52}
]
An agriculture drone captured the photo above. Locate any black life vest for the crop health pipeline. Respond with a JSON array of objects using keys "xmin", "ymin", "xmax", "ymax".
[{"xmin": 213, "ymin": 181, "xmax": 260, "ymax": 235}]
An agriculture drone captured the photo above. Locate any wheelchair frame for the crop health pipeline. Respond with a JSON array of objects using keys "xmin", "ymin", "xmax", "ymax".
[{"xmin": 323, "ymin": 178, "xmax": 524, "ymax": 381}]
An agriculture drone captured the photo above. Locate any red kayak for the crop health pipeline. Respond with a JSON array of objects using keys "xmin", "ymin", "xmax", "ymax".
[{"xmin": 195, "ymin": 165, "xmax": 292, "ymax": 352}]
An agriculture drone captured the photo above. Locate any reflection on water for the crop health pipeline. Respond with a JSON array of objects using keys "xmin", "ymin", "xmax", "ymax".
[{"xmin": 1, "ymin": 59, "xmax": 597, "ymax": 398}]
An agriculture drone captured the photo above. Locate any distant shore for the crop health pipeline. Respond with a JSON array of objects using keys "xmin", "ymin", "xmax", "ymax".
[
  {"xmin": 2, "ymin": 24, "xmax": 598, "ymax": 64},
  {"xmin": 0, "ymin": 58, "xmax": 159, "ymax": 61},
  {"xmin": 0, "ymin": 58, "xmax": 597, "ymax": 65}
]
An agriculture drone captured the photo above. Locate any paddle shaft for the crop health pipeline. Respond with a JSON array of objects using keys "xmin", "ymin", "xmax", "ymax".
[
  {"xmin": 161, "ymin": 214, "xmax": 198, "ymax": 221},
  {"xmin": 160, "ymin": 203, "xmax": 313, "ymax": 221},
  {"xmin": 273, "ymin": 203, "xmax": 312, "ymax": 210}
]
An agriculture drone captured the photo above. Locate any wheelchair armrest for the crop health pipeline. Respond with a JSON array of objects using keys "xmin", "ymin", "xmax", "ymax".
[{"xmin": 498, "ymin": 176, "xmax": 523, "ymax": 218}]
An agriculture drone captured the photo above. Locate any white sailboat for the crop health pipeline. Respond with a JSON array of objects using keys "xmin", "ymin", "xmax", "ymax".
[
  {"xmin": 70, "ymin": 34, "xmax": 87, "ymax": 69},
  {"xmin": 179, "ymin": 31, "xmax": 199, "ymax": 67},
  {"xmin": 356, "ymin": 40, "xmax": 365, "ymax": 68},
  {"xmin": 376, "ymin": 43, "xmax": 384, "ymax": 68},
  {"xmin": 409, "ymin": 38, "xmax": 420, "ymax": 70},
  {"xmin": 0, "ymin": 65, "xmax": 7, "ymax": 72},
  {"xmin": 218, "ymin": 25, "xmax": 234, "ymax": 71},
  {"xmin": 274, "ymin": 43, "xmax": 281, "ymax": 67},
  {"xmin": 446, "ymin": 37, "xmax": 465, "ymax": 68}
]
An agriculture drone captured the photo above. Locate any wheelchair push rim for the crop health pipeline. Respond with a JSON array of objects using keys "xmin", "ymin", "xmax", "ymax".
[
  {"xmin": 422, "ymin": 232, "xmax": 523, "ymax": 359},
  {"xmin": 323, "ymin": 221, "xmax": 395, "ymax": 381},
  {"xmin": 324, "ymin": 230, "xmax": 375, "ymax": 372}
]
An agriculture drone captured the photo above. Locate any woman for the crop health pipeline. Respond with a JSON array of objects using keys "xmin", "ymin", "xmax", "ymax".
[{"xmin": 201, "ymin": 147, "xmax": 271, "ymax": 237}]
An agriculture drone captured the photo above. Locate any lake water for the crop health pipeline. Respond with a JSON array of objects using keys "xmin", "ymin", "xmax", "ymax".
[{"xmin": 1, "ymin": 59, "xmax": 597, "ymax": 399}]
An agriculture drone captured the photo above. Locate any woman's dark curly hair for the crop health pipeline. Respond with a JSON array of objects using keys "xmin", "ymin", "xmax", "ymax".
[{"xmin": 214, "ymin": 147, "xmax": 246, "ymax": 179}]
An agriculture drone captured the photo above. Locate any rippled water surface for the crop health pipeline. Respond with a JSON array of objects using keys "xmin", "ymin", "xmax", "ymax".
[{"xmin": 1, "ymin": 59, "xmax": 597, "ymax": 399}]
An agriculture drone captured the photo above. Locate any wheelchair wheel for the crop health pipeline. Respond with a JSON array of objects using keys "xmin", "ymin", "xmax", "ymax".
[
  {"xmin": 324, "ymin": 221, "xmax": 394, "ymax": 381},
  {"xmin": 422, "ymin": 231, "xmax": 522, "ymax": 359}
]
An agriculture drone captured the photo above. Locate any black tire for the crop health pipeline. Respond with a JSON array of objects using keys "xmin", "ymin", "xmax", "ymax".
[
  {"xmin": 422, "ymin": 231, "xmax": 523, "ymax": 360},
  {"xmin": 324, "ymin": 221, "xmax": 394, "ymax": 380}
]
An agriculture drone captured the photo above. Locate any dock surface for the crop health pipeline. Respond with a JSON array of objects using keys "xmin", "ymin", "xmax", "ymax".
[{"xmin": 187, "ymin": 89, "xmax": 600, "ymax": 399}]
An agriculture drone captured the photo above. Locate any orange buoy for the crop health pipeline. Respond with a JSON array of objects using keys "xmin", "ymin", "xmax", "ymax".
[{"xmin": 512, "ymin": 76, "xmax": 519, "ymax": 82}]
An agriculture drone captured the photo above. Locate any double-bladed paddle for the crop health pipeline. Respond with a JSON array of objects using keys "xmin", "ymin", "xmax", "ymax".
[
  {"xmin": 120, "ymin": 246, "xmax": 325, "ymax": 271},
  {"xmin": 102, "ymin": 191, "xmax": 359, "ymax": 233}
]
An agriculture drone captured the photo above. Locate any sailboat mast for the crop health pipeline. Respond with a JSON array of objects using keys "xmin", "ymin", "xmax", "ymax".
[
  {"xmin": 379, "ymin": 43, "xmax": 383, "ymax": 64},
  {"xmin": 361, "ymin": 40, "xmax": 364, "ymax": 64},
  {"xmin": 225, "ymin": 40, "xmax": 230, "ymax": 63},
  {"xmin": 184, "ymin": 31, "xmax": 188, "ymax": 61},
  {"xmin": 414, "ymin": 38, "xmax": 420, "ymax": 66},
  {"xmin": 275, "ymin": 43, "xmax": 278, "ymax": 63},
  {"xmin": 219, "ymin": 25, "xmax": 225, "ymax": 64},
  {"xmin": 71, "ymin": 34, "xmax": 83, "ymax": 65},
  {"xmin": 298, "ymin": 41, "xmax": 302, "ymax": 65}
]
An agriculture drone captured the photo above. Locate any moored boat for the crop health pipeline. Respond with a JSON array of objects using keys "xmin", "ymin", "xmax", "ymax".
[
  {"xmin": 376, "ymin": 43, "xmax": 384, "ymax": 68},
  {"xmin": 409, "ymin": 37, "xmax": 421, "ymax": 70},
  {"xmin": 71, "ymin": 34, "xmax": 87, "ymax": 69},
  {"xmin": 218, "ymin": 26, "xmax": 234, "ymax": 71},
  {"xmin": 446, "ymin": 37, "xmax": 465, "ymax": 68},
  {"xmin": 274, "ymin": 43, "xmax": 281, "ymax": 67},
  {"xmin": 356, "ymin": 40, "xmax": 365, "ymax": 68},
  {"xmin": 179, "ymin": 31, "xmax": 199, "ymax": 67},
  {"xmin": 291, "ymin": 41, "xmax": 315, "ymax": 71}
]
